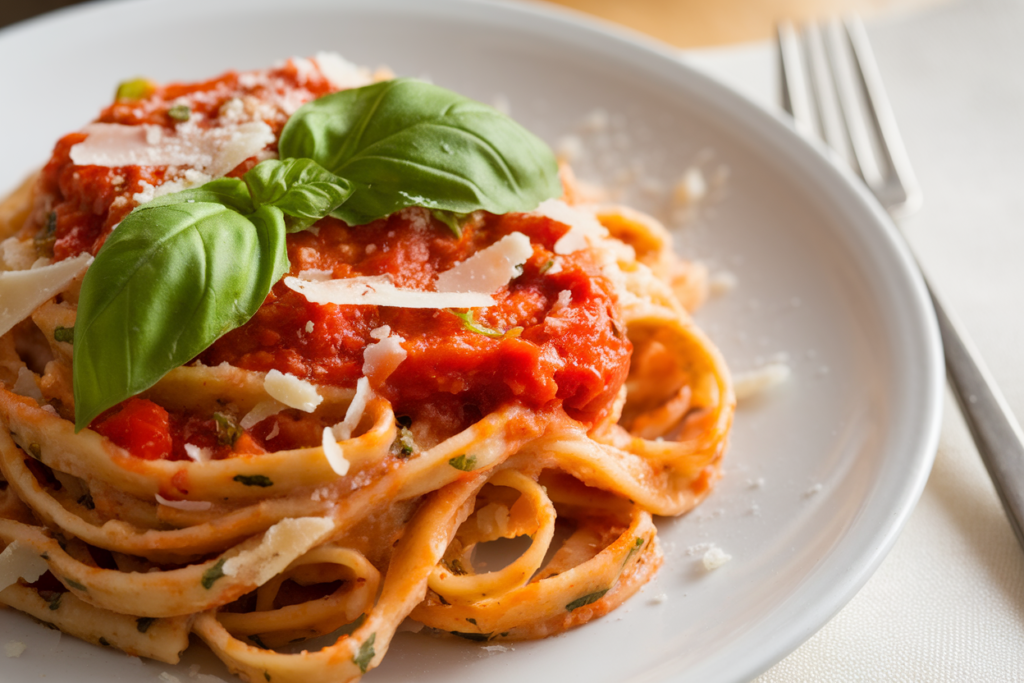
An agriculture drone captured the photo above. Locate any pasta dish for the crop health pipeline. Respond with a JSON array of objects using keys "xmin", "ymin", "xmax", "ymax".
[{"xmin": 0, "ymin": 55, "xmax": 733, "ymax": 682}]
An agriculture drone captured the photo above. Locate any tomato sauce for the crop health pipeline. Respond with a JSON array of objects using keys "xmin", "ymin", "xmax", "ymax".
[
  {"xmin": 38, "ymin": 60, "xmax": 631, "ymax": 458},
  {"xmin": 31, "ymin": 60, "xmax": 337, "ymax": 261}
]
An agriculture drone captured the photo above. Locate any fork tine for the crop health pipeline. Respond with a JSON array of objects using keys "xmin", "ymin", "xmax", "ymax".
[
  {"xmin": 803, "ymin": 22, "xmax": 851, "ymax": 165},
  {"xmin": 777, "ymin": 22, "xmax": 815, "ymax": 137},
  {"xmin": 843, "ymin": 16, "xmax": 923, "ymax": 217},
  {"xmin": 822, "ymin": 18, "xmax": 883, "ymax": 187}
]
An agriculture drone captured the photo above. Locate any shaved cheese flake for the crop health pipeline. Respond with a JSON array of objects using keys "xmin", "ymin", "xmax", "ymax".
[
  {"xmin": 332, "ymin": 376, "xmax": 371, "ymax": 441},
  {"xmin": 221, "ymin": 517, "xmax": 335, "ymax": 586},
  {"xmin": 285, "ymin": 275, "xmax": 494, "ymax": 309},
  {"xmin": 0, "ymin": 540, "xmax": 49, "ymax": 592},
  {"xmin": 12, "ymin": 367, "xmax": 43, "ymax": 403},
  {"xmin": 0, "ymin": 253, "xmax": 91, "ymax": 338},
  {"xmin": 362, "ymin": 328, "xmax": 407, "ymax": 385},
  {"xmin": 69, "ymin": 121, "xmax": 273, "ymax": 182},
  {"xmin": 263, "ymin": 369, "xmax": 322, "ymax": 412},
  {"xmin": 733, "ymin": 363, "xmax": 791, "ymax": 400},
  {"xmin": 156, "ymin": 494, "xmax": 212, "ymax": 512},
  {"xmin": 702, "ymin": 546, "xmax": 732, "ymax": 570},
  {"xmin": 183, "ymin": 444, "xmax": 212, "ymax": 464},
  {"xmin": 434, "ymin": 231, "xmax": 532, "ymax": 294},
  {"xmin": 4, "ymin": 641, "xmax": 27, "ymax": 658},
  {"xmin": 532, "ymin": 199, "xmax": 608, "ymax": 254},
  {"xmin": 240, "ymin": 399, "xmax": 287, "ymax": 430},
  {"xmin": 314, "ymin": 52, "xmax": 373, "ymax": 89},
  {"xmin": 322, "ymin": 427, "xmax": 350, "ymax": 476}
]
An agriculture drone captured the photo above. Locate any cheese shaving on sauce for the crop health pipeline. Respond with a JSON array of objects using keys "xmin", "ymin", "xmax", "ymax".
[
  {"xmin": 155, "ymin": 494, "xmax": 212, "ymax": 512},
  {"xmin": 183, "ymin": 444, "xmax": 212, "ymax": 464},
  {"xmin": 221, "ymin": 517, "xmax": 335, "ymax": 586},
  {"xmin": 0, "ymin": 253, "xmax": 92, "ymax": 338},
  {"xmin": 321, "ymin": 427, "xmax": 350, "ymax": 476},
  {"xmin": 332, "ymin": 376, "xmax": 371, "ymax": 442},
  {"xmin": 363, "ymin": 325, "xmax": 407, "ymax": 385},
  {"xmin": 434, "ymin": 231, "xmax": 532, "ymax": 294},
  {"xmin": 263, "ymin": 369, "xmax": 322, "ymax": 412},
  {"xmin": 240, "ymin": 399, "xmax": 287, "ymax": 430},
  {"xmin": 284, "ymin": 275, "xmax": 495, "ymax": 309},
  {"xmin": 69, "ymin": 121, "xmax": 274, "ymax": 182},
  {"xmin": 0, "ymin": 540, "xmax": 49, "ymax": 592},
  {"xmin": 312, "ymin": 52, "xmax": 374, "ymax": 90},
  {"xmin": 532, "ymin": 199, "xmax": 608, "ymax": 254}
]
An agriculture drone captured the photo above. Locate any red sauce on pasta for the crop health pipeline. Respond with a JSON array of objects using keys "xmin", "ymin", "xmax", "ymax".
[{"xmin": 38, "ymin": 61, "xmax": 630, "ymax": 457}]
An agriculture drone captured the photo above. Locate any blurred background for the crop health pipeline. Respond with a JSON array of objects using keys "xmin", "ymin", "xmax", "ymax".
[{"xmin": 0, "ymin": 0, "xmax": 944, "ymax": 44}]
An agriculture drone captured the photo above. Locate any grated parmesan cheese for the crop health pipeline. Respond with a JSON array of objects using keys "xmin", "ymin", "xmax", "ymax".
[
  {"xmin": 155, "ymin": 494, "xmax": 212, "ymax": 512},
  {"xmin": 69, "ymin": 121, "xmax": 274, "ymax": 189},
  {"xmin": 531, "ymin": 199, "xmax": 608, "ymax": 255},
  {"xmin": 733, "ymin": 363, "xmax": 791, "ymax": 400},
  {"xmin": 702, "ymin": 546, "xmax": 732, "ymax": 571},
  {"xmin": 0, "ymin": 540, "xmax": 49, "ymax": 592},
  {"xmin": 331, "ymin": 376, "xmax": 371, "ymax": 442},
  {"xmin": 183, "ymin": 443, "xmax": 212, "ymax": 464},
  {"xmin": 285, "ymin": 274, "xmax": 495, "ymax": 309},
  {"xmin": 0, "ymin": 253, "xmax": 92, "ymax": 338},
  {"xmin": 434, "ymin": 232, "xmax": 532, "ymax": 295},
  {"xmin": 221, "ymin": 517, "xmax": 334, "ymax": 585},
  {"xmin": 313, "ymin": 52, "xmax": 373, "ymax": 89},
  {"xmin": 240, "ymin": 399, "xmax": 286, "ymax": 430},
  {"xmin": 263, "ymin": 370, "xmax": 322, "ymax": 412},
  {"xmin": 321, "ymin": 427, "xmax": 350, "ymax": 476},
  {"xmin": 12, "ymin": 367, "xmax": 43, "ymax": 403},
  {"xmin": 362, "ymin": 326, "xmax": 407, "ymax": 385},
  {"xmin": 4, "ymin": 641, "xmax": 27, "ymax": 658}
]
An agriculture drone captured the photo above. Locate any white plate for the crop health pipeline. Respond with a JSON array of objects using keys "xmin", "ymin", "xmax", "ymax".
[{"xmin": 0, "ymin": 1, "xmax": 943, "ymax": 681}]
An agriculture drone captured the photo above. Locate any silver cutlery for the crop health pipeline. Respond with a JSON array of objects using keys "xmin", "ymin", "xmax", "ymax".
[{"xmin": 778, "ymin": 17, "xmax": 1024, "ymax": 552}]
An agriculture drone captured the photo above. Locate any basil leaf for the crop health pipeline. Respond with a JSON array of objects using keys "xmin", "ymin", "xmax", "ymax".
[
  {"xmin": 279, "ymin": 78, "xmax": 561, "ymax": 226},
  {"xmin": 244, "ymin": 158, "xmax": 353, "ymax": 232},
  {"xmin": 142, "ymin": 177, "xmax": 255, "ymax": 214},
  {"xmin": 73, "ymin": 201, "xmax": 288, "ymax": 430}
]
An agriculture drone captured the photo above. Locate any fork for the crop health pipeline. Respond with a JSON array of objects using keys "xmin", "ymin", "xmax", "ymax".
[{"xmin": 778, "ymin": 17, "xmax": 1024, "ymax": 554}]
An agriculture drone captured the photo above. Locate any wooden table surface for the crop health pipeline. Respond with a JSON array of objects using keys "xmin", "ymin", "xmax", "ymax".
[
  {"xmin": 541, "ymin": 0, "xmax": 943, "ymax": 46},
  {"xmin": 3, "ymin": 0, "xmax": 944, "ymax": 45}
]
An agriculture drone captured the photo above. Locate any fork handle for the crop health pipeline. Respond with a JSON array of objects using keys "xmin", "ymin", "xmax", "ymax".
[{"xmin": 932, "ymin": 281, "xmax": 1024, "ymax": 548}]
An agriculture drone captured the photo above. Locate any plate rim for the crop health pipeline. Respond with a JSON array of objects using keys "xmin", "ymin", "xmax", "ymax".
[{"xmin": 0, "ymin": 1, "xmax": 944, "ymax": 681}]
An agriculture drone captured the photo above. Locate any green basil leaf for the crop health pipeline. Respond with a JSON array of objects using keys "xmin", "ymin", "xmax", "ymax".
[
  {"xmin": 142, "ymin": 177, "xmax": 255, "ymax": 214},
  {"xmin": 279, "ymin": 78, "xmax": 561, "ymax": 226},
  {"xmin": 73, "ymin": 201, "xmax": 288, "ymax": 430},
  {"xmin": 244, "ymin": 158, "xmax": 353, "ymax": 232}
]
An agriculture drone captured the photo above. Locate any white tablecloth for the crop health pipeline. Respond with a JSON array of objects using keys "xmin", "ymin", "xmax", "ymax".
[{"xmin": 682, "ymin": 0, "xmax": 1024, "ymax": 679}]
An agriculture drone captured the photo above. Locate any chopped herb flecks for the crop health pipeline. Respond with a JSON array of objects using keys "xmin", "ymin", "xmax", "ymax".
[
  {"xmin": 390, "ymin": 425, "xmax": 417, "ymax": 458},
  {"xmin": 136, "ymin": 617, "xmax": 155, "ymax": 633},
  {"xmin": 448, "ymin": 454, "xmax": 477, "ymax": 472},
  {"xmin": 47, "ymin": 593, "xmax": 62, "ymax": 611},
  {"xmin": 54, "ymin": 326, "xmax": 74, "ymax": 344},
  {"xmin": 447, "ymin": 559, "xmax": 468, "ymax": 576},
  {"xmin": 202, "ymin": 559, "xmax": 226, "ymax": 589},
  {"xmin": 431, "ymin": 210, "xmax": 469, "ymax": 238},
  {"xmin": 566, "ymin": 589, "xmax": 609, "ymax": 612},
  {"xmin": 450, "ymin": 631, "xmax": 491, "ymax": 642},
  {"xmin": 622, "ymin": 536, "xmax": 644, "ymax": 567},
  {"xmin": 168, "ymin": 104, "xmax": 191, "ymax": 122},
  {"xmin": 27, "ymin": 443, "xmax": 41, "ymax": 459},
  {"xmin": 353, "ymin": 632, "xmax": 376, "ymax": 673},
  {"xmin": 214, "ymin": 413, "xmax": 243, "ymax": 447},
  {"xmin": 77, "ymin": 493, "xmax": 94, "ymax": 510},
  {"xmin": 63, "ymin": 578, "xmax": 87, "ymax": 592},
  {"xmin": 233, "ymin": 474, "xmax": 273, "ymax": 487},
  {"xmin": 449, "ymin": 309, "xmax": 524, "ymax": 340},
  {"xmin": 116, "ymin": 78, "xmax": 155, "ymax": 101}
]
